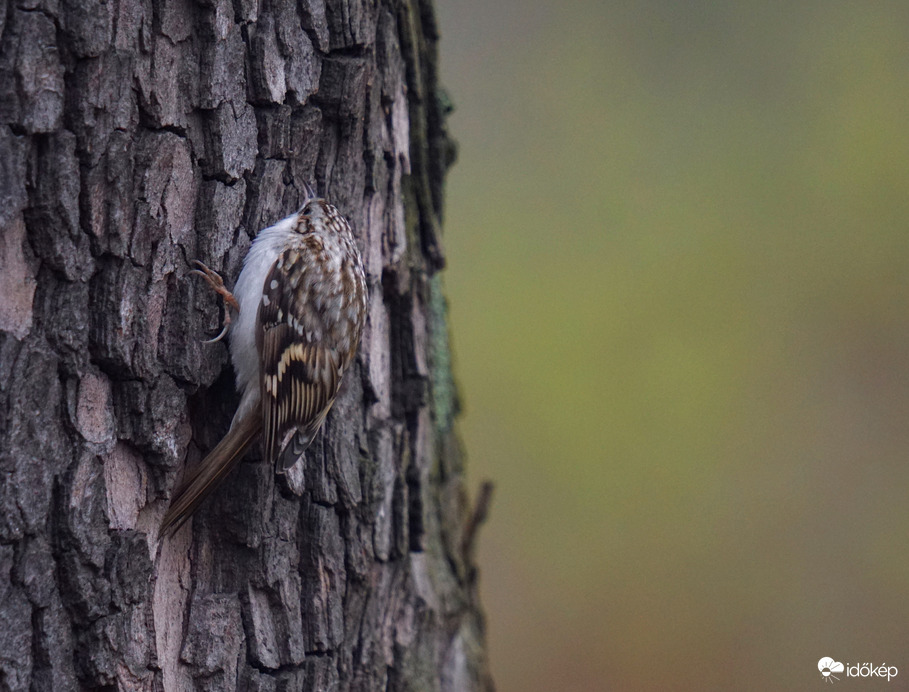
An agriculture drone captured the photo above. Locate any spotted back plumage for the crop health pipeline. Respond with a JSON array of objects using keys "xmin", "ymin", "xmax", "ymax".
[{"xmin": 257, "ymin": 199, "xmax": 367, "ymax": 469}]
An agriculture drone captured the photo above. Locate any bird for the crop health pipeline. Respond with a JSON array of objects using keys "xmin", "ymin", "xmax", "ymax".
[{"xmin": 161, "ymin": 186, "xmax": 368, "ymax": 536}]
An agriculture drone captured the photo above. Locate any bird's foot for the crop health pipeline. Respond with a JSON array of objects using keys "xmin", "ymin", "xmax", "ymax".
[{"xmin": 191, "ymin": 260, "xmax": 239, "ymax": 342}]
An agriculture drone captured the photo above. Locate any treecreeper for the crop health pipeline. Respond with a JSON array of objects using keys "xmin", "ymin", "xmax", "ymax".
[{"xmin": 161, "ymin": 185, "xmax": 368, "ymax": 536}]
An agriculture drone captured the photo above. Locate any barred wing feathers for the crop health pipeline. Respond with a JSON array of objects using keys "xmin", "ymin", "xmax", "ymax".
[{"xmin": 257, "ymin": 237, "xmax": 362, "ymax": 469}]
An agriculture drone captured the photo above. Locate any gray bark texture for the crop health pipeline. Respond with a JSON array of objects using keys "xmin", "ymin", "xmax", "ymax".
[{"xmin": 0, "ymin": 0, "xmax": 493, "ymax": 690}]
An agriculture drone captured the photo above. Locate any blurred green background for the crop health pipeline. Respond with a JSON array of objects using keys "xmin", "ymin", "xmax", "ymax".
[{"xmin": 434, "ymin": 1, "xmax": 909, "ymax": 690}]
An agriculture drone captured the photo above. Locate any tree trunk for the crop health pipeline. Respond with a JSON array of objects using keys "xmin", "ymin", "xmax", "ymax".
[{"xmin": 0, "ymin": 1, "xmax": 492, "ymax": 690}]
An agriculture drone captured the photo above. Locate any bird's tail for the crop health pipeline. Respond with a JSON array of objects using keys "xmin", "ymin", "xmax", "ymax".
[{"xmin": 160, "ymin": 411, "xmax": 262, "ymax": 537}]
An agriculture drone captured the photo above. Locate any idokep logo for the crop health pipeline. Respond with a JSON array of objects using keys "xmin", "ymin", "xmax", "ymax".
[{"xmin": 818, "ymin": 657, "xmax": 899, "ymax": 683}]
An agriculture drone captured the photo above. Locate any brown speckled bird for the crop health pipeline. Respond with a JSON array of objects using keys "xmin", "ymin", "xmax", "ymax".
[{"xmin": 161, "ymin": 186, "xmax": 367, "ymax": 536}]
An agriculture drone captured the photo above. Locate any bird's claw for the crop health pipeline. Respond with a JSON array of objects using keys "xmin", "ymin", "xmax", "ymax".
[
  {"xmin": 191, "ymin": 260, "xmax": 239, "ymax": 341},
  {"xmin": 201, "ymin": 324, "xmax": 229, "ymax": 344}
]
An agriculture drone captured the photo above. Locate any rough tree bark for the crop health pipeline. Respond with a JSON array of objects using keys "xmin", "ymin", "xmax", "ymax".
[{"xmin": 0, "ymin": 1, "xmax": 492, "ymax": 690}]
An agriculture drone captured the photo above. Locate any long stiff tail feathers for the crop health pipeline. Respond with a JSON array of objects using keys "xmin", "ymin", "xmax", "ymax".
[{"xmin": 160, "ymin": 410, "xmax": 262, "ymax": 537}]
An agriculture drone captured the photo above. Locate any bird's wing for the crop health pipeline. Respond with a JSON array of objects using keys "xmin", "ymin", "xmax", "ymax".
[{"xmin": 257, "ymin": 244, "xmax": 341, "ymax": 467}]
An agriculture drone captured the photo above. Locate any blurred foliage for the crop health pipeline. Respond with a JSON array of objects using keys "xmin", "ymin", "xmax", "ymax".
[{"xmin": 435, "ymin": 0, "xmax": 909, "ymax": 690}]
